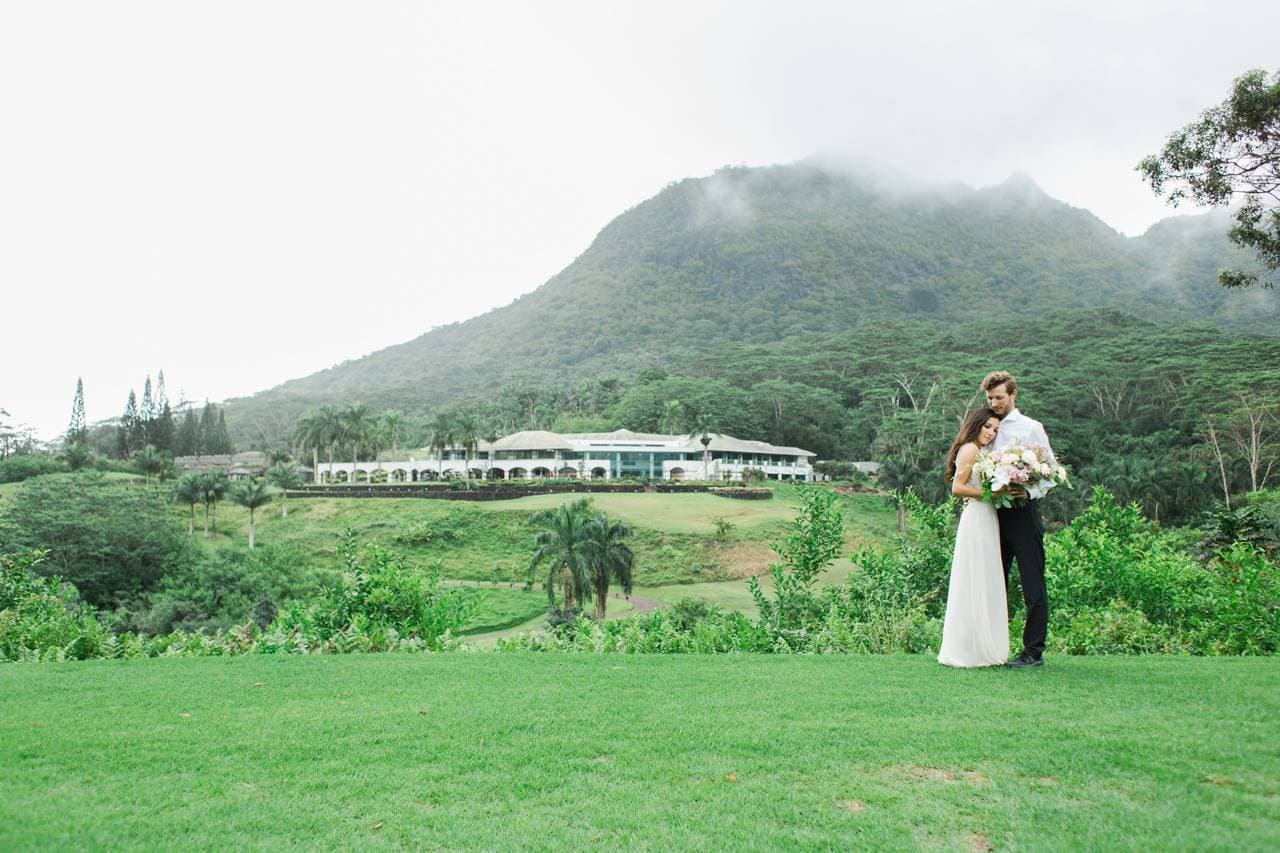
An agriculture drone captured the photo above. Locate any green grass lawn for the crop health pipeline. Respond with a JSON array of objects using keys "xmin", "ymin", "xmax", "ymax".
[
  {"xmin": 2, "ymin": 655, "xmax": 1275, "ymax": 850},
  {"xmin": 474, "ymin": 491, "xmax": 799, "ymax": 532},
  {"xmin": 453, "ymin": 586, "xmax": 549, "ymax": 635}
]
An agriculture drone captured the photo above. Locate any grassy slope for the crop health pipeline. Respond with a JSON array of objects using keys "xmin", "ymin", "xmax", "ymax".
[
  {"xmin": 200, "ymin": 486, "xmax": 895, "ymax": 620},
  {"xmin": 202, "ymin": 492, "xmax": 793, "ymax": 587},
  {"xmin": 0, "ymin": 471, "xmax": 141, "ymax": 501},
  {"xmin": 206, "ymin": 485, "xmax": 890, "ymax": 572},
  {"xmin": 3, "ymin": 478, "xmax": 893, "ymax": 634},
  {"xmin": 2, "ymin": 654, "xmax": 1275, "ymax": 850}
]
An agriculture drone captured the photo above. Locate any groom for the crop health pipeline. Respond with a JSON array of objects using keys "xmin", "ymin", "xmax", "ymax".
[{"xmin": 982, "ymin": 371, "xmax": 1056, "ymax": 669}]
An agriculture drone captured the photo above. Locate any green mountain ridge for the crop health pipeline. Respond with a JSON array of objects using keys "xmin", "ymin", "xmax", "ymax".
[{"xmin": 225, "ymin": 160, "xmax": 1275, "ymax": 441}]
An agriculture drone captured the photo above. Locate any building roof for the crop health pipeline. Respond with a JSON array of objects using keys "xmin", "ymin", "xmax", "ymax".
[
  {"xmin": 469, "ymin": 428, "xmax": 814, "ymax": 458},
  {"xmin": 486, "ymin": 430, "xmax": 576, "ymax": 452}
]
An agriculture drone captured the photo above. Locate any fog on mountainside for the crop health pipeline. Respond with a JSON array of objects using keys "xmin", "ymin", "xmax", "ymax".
[{"xmin": 223, "ymin": 161, "xmax": 1276, "ymax": 444}]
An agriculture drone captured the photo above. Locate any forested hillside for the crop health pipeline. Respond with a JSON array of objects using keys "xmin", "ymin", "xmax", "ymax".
[{"xmin": 224, "ymin": 160, "xmax": 1277, "ymax": 444}]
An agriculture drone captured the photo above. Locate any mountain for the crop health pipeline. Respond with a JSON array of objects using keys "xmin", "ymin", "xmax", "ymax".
[{"xmin": 224, "ymin": 160, "xmax": 1276, "ymax": 441}]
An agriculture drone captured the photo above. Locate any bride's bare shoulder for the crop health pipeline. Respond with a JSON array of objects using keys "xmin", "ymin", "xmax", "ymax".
[{"xmin": 956, "ymin": 442, "xmax": 979, "ymax": 462}]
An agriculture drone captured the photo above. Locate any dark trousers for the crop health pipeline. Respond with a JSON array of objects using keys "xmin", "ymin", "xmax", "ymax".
[{"xmin": 997, "ymin": 501, "xmax": 1047, "ymax": 659}]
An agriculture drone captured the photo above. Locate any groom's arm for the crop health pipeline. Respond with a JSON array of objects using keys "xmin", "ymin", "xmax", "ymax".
[
  {"xmin": 1034, "ymin": 422, "xmax": 1057, "ymax": 466},
  {"xmin": 1027, "ymin": 420, "xmax": 1057, "ymax": 500}
]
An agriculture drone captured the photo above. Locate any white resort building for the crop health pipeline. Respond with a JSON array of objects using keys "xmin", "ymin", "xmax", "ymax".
[{"xmin": 315, "ymin": 429, "xmax": 815, "ymax": 484}]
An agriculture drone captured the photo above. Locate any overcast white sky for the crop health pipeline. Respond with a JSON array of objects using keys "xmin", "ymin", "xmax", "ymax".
[{"xmin": 2, "ymin": 1, "xmax": 1276, "ymax": 440}]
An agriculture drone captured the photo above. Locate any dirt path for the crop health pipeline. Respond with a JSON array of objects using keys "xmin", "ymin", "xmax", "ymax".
[{"xmin": 626, "ymin": 594, "xmax": 662, "ymax": 614}]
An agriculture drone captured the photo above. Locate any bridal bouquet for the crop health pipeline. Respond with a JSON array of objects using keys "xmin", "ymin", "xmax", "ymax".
[{"xmin": 973, "ymin": 443, "xmax": 1069, "ymax": 509}]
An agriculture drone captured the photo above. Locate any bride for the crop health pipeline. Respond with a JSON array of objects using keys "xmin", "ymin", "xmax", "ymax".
[{"xmin": 937, "ymin": 407, "xmax": 1010, "ymax": 668}]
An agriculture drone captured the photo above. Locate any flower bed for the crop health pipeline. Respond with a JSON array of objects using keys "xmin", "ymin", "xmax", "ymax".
[{"xmin": 709, "ymin": 487, "xmax": 773, "ymax": 500}]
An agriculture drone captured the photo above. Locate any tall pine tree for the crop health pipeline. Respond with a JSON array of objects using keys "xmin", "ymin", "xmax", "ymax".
[
  {"xmin": 198, "ymin": 402, "xmax": 216, "ymax": 456},
  {"xmin": 66, "ymin": 378, "xmax": 87, "ymax": 446},
  {"xmin": 212, "ymin": 409, "xmax": 234, "ymax": 454},
  {"xmin": 151, "ymin": 371, "xmax": 175, "ymax": 453},
  {"xmin": 141, "ymin": 376, "xmax": 155, "ymax": 425},
  {"xmin": 140, "ymin": 376, "xmax": 156, "ymax": 446},
  {"xmin": 176, "ymin": 408, "xmax": 199, "ymax": 456},
  {"xmin": 155, "ymin": 372, "xmax": 168, "ymax": 412},
  {"xmin": 117, "ymin": 390, "xmax": 141, "ymax": 459}
]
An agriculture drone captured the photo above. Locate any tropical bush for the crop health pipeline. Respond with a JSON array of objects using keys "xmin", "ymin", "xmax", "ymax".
[
  {"xmin": 503, "ymin": 486, "xmax": 1279, "ymax": 657},
  {"xmin": 495, "ymin": 609, "xmax": 767, "ymax": 653},
  {"xmin": 0, "ymin": 453, "xmax": 62, "ymax": 484},
  {"xmin": 1, "ymin": 530, "xmax": 477, "ymax": 661},
  {"xmin": 0, "ymin": 551, "xmax": 112, "ymax": 661},
  {"xmin": 1045, "ymin": 488, "xmax": 1280, "ymax": 654},
  {"xmin": 0, "ymin": 473, "xmax": 194, "ymax": 607},
  {"xmin": 128, "ymin": 542, "xmax": 324, "ymax": 635},
  {"xmin": 747, "ymin": 487, "xmax": 845, "ymax": 648},
  {"xmin": 271, "ymin": 530, "xmax": 475, "ymax": 650}
]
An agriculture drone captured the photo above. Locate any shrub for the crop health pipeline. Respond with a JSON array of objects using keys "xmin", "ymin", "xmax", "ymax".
[
  {"xmin": 1193, "ymin": 543, "xmax": 1280, "ymax": 654},
  {"xmin": 1196, "ymin": 503, "xmax": 1279, "ymax": 558},
  {"xmin": 1047, "ymin": 488, "xmax": 1206, "ymax": 628},
  {"xmin": 132, "ymin": 542, "xmax": 324, "ymax": 634},
  {"xmin": 669, "ymin": 597, "xmax": 720, "ymax": 631},
  {"xmin": 1049, "ymin": 602, "xmax": 1181, "ymax": 655},
  {"xmin": 0, "ymin": 473, "xmax": 194, "ymax": 607},
  {"xmin": 0, "ymin": 551, "xmax": 111, "ymax": 662},
  {"xmin": 273, "ymin": 529, "xmax": 476, "ymax": 649},
  {"xmin": 494, "ymin": 609, "xmax": 766, "ymax": 654},
  {"xmin": 749, "ymin": 486, "xmax": 845, "ymax": 646},
  {"xmin": 0, "ymin": 454, "xmax": 62, "ymax": 484}
]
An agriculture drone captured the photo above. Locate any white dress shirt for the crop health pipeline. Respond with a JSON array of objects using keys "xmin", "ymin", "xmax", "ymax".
[{"xmin": 990, "ymin": 408, "xmax": 1057, "ymax": 500}]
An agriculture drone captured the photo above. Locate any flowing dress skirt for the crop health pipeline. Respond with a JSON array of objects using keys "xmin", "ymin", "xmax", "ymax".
[{"xmin": 937, "ymin": 499, "xmax": 1009, "ymax": 667}]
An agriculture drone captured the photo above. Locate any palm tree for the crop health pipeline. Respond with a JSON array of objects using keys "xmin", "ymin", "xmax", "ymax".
[
  {"xmin": 267, "ymin": 463, "xmax": 302, "ymax": 517},
  {"xmin": 134, "ymin": 444, "xmax": 165, "ymax": 485},
  {"xmin": 482, "ymin": 419, "xmax": 503, "ymax": 479},
  {"xmin": 584, "ymin": 514, "xmax": 635, "ymax": 620},
  {"xmin": 528, "ymin": 498, "xmax": 595, "ymax": 613},
  {"xmin": 659, "ymin": 399, "xmax": 686, "ymax": 435},
  {"xmin": 200, "ymin": 471, "xmax": 230, "ymax": 540},
  {"xmin": 366, "ymin": 420, "xmax": 386, "ymax": 474},
  {"xmin": 430, "ymin": 410, "xmax": 455, "ymax": 480},
  {"xmin": 454, "ymin": 410, "xmax": 480, "ymax": 486},
  {"xmin": 686, "ymin": 412, "xmax": 718, "ymax": 481},
  {"xmin": 382, "ymin": 410, "xmax": 404, "ymax": 459},
  {"xmin": 875, "ymin": 456, "xmax": 921, "ymax": 534},
  {"xmin": 172, "ymin": 473, "xmax": 204, "ymax": 537},
  {"xmin": 343, "ymin": 403, "xmax": 373, "ymax": 481},
  {"xmin": 1167, "ymin": 461, "xmax": 1210, "ymax": 521},
  {"xmin": 230, "ymin": 478, "xmax": 272, "ymax": 549},
  {"xmin": 318, "ymin": 404, "xmax": 343, "ymax": 483},
  {"xmin": 293, "ymin": 410, "xmax": 325, "ymax": 484}
]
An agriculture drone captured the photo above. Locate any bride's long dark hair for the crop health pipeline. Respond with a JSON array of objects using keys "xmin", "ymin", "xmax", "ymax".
[{"xmin": 945, "ymin": 407, "xmax": 998, "ymax": 483}]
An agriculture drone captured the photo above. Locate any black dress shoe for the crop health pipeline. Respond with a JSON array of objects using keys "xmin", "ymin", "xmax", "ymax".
[{"xmin": 1006, "ymin": 654, "xmax": 1044, "ymax": 669}]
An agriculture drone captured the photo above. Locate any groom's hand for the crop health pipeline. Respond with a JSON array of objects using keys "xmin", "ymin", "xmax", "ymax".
[{"xmin": 1008, "ymin": 485, "xmax": 1029, "ymax": 499}]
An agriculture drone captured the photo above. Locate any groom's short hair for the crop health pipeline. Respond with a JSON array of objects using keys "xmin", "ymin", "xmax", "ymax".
[{"xmin": 981, "ymin": 371, "xmax": 1017, "ymax": 394}]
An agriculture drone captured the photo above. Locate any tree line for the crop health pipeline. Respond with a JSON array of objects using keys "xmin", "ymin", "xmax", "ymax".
[
  {"xmin": 54, "ymin": 372, "xmax": 235, "ymax": 473},
  {"xmin": 280, "ymin": 311, "xmax": 1279, "ymax": 527}
]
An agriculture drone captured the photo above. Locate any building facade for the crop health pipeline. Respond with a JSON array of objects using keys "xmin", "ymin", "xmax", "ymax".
[{"xmin": 314, "ymin": 429, "xmax": 815, "ymax": 484}]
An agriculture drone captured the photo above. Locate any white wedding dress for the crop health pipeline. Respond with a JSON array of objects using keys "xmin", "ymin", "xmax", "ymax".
[{"xmin": 937, "ymin": 469, "xmax": 1009, "ymax": 668}]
